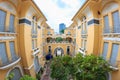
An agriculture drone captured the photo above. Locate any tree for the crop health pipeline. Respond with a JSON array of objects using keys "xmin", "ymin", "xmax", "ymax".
[
  {"xmin": 50, "ymin": 54, "xmax": 112, "ymax": 80},
  {"xmin": 55, "ymin": 37, "xmax": 63, "ymax": 42},
  {"xmin": 20, "ymin": 75, "xmax": 36, "ymax": 80}
]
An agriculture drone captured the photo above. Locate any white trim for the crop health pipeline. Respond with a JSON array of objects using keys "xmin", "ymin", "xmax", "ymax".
[
  {"xmin": 6, "ymin": 65, "xmax": 24, "ymax": 78},
  {"xmin": 24, "ymin": 64, "xmax": 34, "ymax": 70},
  {"xmin": 0, "ymin": 57, "xmax": 21, "ymax": 69},
  {"xmin": 0, "ymin": 32, "xmax": 17, "ymax": 34},
  {"xmin": 0, "ymin": 36, "xmax": 16, "ymax": 40},
  {"xmin": 78, "ymin": 48, "xmax": 86, "ymax": 56},
  {"xmin": 104, "ymin": 38, "xmax": 120, "ymax": 41},
  {"xmin": 109, "ymin": 66, "xmax": 119, "ymax": 71},
  {"xmin": 32, "ymin": 49, "xmax": 40, "ymax": 56}
]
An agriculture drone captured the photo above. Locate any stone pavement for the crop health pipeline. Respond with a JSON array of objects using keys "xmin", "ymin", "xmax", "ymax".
[{"xmin": 40, "ymin": 62, "xmax": 51, "ymax": 80}]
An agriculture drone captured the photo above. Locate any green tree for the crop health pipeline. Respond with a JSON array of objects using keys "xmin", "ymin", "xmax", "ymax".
[
  {"xmin": 20, "ymin": 75, "xmax": 36, "ymax": 80},
  {"xmin": 50, "ymin": 54, "xmax": 112, "ymax": 80},
  {"xmin": 55, "ymin": 37, "xmax": 63, "ymax": 42}
]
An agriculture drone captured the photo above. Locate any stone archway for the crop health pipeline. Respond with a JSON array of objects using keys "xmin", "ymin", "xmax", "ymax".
[{"xmin": 54, "ymin": 47, "xmax": 64, "ymax": 56}]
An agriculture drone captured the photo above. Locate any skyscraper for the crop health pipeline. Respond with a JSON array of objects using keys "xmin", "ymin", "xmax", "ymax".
[{"xmin": 59, "ymin": 23, "xmax": 66, "ymax": 34}]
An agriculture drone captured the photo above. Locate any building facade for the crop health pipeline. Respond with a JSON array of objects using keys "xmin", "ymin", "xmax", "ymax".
[
  {"xmin": 0, "ymin": 0, "xmax": 49, "ymax": 79},
  {"xmin": 59, "ymin": 23, "xmax": 66, "ymax": 34},
  {"xmin": 72, "ymin": 0, "xmax": 120, "ymax": 80}
]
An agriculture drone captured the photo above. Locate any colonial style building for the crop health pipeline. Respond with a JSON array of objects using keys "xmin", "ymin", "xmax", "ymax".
[
  {"xmin": 72, "ymin": 0, "xmax": 120, "ymax": 80},
  {"xmin": 0, "ymin": 0, "xmax": 48, "ymax": 79}
]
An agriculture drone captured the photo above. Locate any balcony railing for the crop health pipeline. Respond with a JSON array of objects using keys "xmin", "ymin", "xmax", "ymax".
[
  {"xmin": 0, "ymin": 56, "xmax": 21, "ymax": 69},
  {"xmin": 32, "ymin": 30, "xmax": 37, "ymax": 34},
  {"xmin": 103, "ymin": 25, "xmax": 120, "ymax": 34},
  {"xmin": 78, "ymin": 48, "xmax": 86, "ymax": 56},
  {"xmin": 81, "ymin": 30, "xmax": 87, "ymax": 35},
  {"xmin": 66, "ymin": 34, "xmax": 71, "ymax": 36},
  {"xmin": 47, "ymin": 34, "xmax": 52, "ymax": 36}
]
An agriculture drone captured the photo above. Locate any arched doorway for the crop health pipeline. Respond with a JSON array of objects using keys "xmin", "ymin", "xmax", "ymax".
[
  {"xmin": 7, "ymin": 67, "xmax": 22, "ymax": 80},
  {"xmin": 54, "ymin": 47, "xmax": 64, "ymax": 56},
  {"xmin": 66, "ymin": 37, "xmax": 72, "ymax": 43},
  {"xmin": 67, "ymin": 46, "xmax": 70, "ymax": 55},
  {"xmin": 46, "ymin": 37, "xmax": 52, "ymax": 43}
]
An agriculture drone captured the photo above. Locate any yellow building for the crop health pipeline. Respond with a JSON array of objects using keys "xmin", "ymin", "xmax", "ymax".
[
  {"xmin": 72, "ymin": 0, "xmax": 120, "ymax": 80},
  {"xmin": 0, "ymin": 0, "xmax": 120, "ymax": 80},
  {"xmin": 0, "ymin": 0, "xmax": 48, "ymax": 79}
]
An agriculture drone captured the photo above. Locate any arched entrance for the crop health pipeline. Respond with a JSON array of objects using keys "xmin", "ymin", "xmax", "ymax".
[
  {"xmin": 7, "ymin": 67, "xmax": 22, "ymax": 80},
  {"xmin": 54, "ymin": 47, "xmax": 64, "ymax": 56}
]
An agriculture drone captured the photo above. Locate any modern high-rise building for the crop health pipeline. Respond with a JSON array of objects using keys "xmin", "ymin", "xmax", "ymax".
[{"xmin": 59, "ymin": 23, "xmax": 66, "ymax": 34}]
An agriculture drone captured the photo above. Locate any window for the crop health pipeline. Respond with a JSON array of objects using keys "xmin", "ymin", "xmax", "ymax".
[
  {"xmin": 67, "ymin": 46, "xmax": 70, "ymax": 55},
  {"xmin": 32, "ymin": 40, "xmax": 34, "ymax": 49},
  {"xmin": 9, "ymin": 14, "xmax": 15, "ymax": 32},
  {"xmin": 0, "ymin": 42, "xmax": 8, "ymax": 65},
  {"xmin": 32, "ymin": 16, "xmax": 37, "ymax": 34},
  {"xmin": 81, "ymin": 16, "xmax": 87, "ymax": 34},
  {"xmin": 68, "ymin": 31, "xmax": 71, "ymax": 35},
  {"xmin": 9, "ymin": 68, "xmax": 22, "ymax": 80},
  {"xmin": 9, "ymin": 42, "xmax": 17, "ymax": 61},
  {"xmin": 48, "ymin": 31, "xmax": 51, "ymax": 34},
  {"xmin": 102, "ymin": 42, "xmax": 108, "ymax": 60},
  {"xmin": 104, "ymin": 15, "xmax": 109, "ymax": 33},
  {"xmin": 109, "ymin": 44, "xmax": 119, "ymax": 66},
  {"xmin": 112, "ymin": 11, "xmax": 120, "ymax": 33},
  {"xmin": 0, "ymin": 10, "xmax": 6, "ymax": 32},
  {"xmin": 84, "ymin": 40, "xmax": 87, "ymax": 50},
  {"xmin": 34, "ymin": 56, "xmax": 40, "ymax": 73}
]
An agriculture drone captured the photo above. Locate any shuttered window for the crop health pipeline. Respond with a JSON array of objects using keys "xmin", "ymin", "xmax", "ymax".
[
  {"xmin": 32, "ymin": 40, "xmax": 34, "ymax": 49},
  {"xmin": 9, "ymin": 14, "xmax": 15, "ymax": 32},
  {"xmin": 104, "ymin": 15, "xmax": 109, "ymax": 33},
  {"xmin": 112, "ymin": 11, "xmax": 120, "ymax": 33},
  {"xmin": 9, "ymin": 42, "xmax": 16, "ymax": 61},
  {"xmin": 0, "ymin": 42, "xmax": 8, "ymax": 65},
  {"xmin": 34, "ymin": 56, "xmax": 40, "ymax": 73},
  {"xmin": 0, "ymin": 10, "xmax": 6, "ymax": 32},
  {"xmin": 102, "ymin": 42, "xmax": 108, "ymax": 60},
  {"xmin": 109, "ymin": 44, "xmax": 119, "ymax": 66}
]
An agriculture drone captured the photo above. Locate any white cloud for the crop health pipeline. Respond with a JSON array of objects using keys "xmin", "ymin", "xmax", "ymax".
[{"xmin": 34, "ymin": 0, "xmax": 83, "ymax": 33}]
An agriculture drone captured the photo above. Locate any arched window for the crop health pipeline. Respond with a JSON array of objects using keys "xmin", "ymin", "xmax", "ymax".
[{"xmin": 8, "ymin": 67, "xmax": 22, "ymax": 80}]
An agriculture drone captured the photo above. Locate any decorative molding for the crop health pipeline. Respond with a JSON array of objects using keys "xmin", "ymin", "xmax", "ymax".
[
  {"xmin": 88, "ymin": 19, "xmax": 99, "ymax": 25},
  {"xmin": 104, "ymin": 38, "xmax": 120, "ymax": 41},
  {"xmin": 24, "ymin": 64, "xmax": 34, "ymax": 70},
  {"xmin": 0, "ymin": 57, "xmax": 21, "ymax": 69},
  {"xmin": 19, "ymin": 18, "xmax": 31, "ymax": 25},
  {"xmin": 0, "ymin": 36, "xmax": 16, "ymax": 40}
]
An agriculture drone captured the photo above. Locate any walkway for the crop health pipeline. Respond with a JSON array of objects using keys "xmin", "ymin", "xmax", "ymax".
[{"xmin": 41, "ymin": 62, "xmax": 51, "ymax": 80}]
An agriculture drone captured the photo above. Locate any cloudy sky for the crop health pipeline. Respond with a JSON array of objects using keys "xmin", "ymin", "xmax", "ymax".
[{"xmin": 34, "ymin": 0, "xmax": 86, "ymax": 33}]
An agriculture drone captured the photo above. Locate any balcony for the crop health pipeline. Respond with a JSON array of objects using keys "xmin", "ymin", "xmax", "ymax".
[
  {"xmin": 32, "ymin": 30, "xmax": 37, "ymax": 35},
  {"xmin": 32, "ymin": 48, "xmax": 40, "ymax": 56},
  {"xmin": 47, "ymin": 34, "xmax": 52, "ymax": 36},
  {"xmin": 66, "ymin": 33, "xmax": 71, "ymax": 36},
  {"xmin": 103, "ymin": 26, "xmax": 120, "ymax": 35},
  {"xmin": 78, "ymin": 48, "xmax": 86, "ymax": 56},
  {"xmin": 0, "ymin": 56, "xmax": 21, "ymax": 69}
]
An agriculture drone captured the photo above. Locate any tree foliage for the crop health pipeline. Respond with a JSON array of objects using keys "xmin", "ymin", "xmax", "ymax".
[
  {"xmin": 55, "ymin": 37, "xmax": 63, "ymax": 42},
  {"xmin": 50, "ymin": 54, "xmax": 112, "ymax": 80},
  {"xmin": 20, "ymin": 75, "xmax": 36, "ymax": 80}
]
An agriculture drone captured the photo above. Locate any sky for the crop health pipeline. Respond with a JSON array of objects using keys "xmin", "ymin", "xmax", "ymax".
[{"xmin": 34, "ymin": 0, "xmax": 86, "ymax": 33}]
